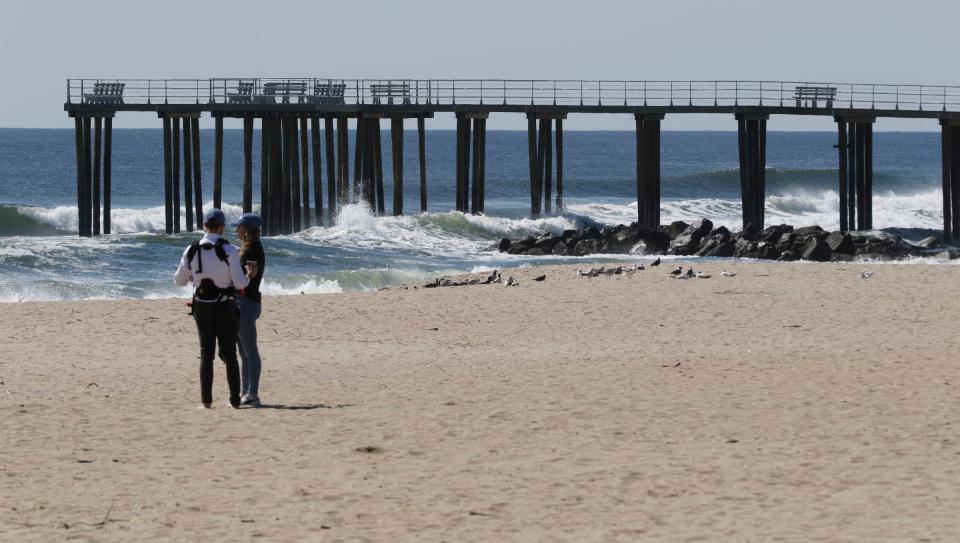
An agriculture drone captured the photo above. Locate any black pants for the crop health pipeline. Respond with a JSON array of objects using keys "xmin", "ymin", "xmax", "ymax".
[{"xmin": 193, "ymin": 300, "xmax": 241, "ymax": 406}]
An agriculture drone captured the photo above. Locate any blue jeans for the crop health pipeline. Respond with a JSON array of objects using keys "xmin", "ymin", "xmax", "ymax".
[{"xmin": 236, "ymin": 298, "xmax": 262, "ymax": 397}]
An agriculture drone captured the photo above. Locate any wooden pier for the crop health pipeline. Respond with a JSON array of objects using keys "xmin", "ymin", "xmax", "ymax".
[{"xmin": 65, "ymin": 78, "xmax": 960, "ymax": 239}]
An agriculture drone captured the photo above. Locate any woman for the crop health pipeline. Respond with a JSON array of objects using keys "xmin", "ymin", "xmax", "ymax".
[
  {"xmin": 231, "ymin": 213, "xmax": 265, "ymax": 407},
  {"xmin": 174, "ymin": 209, "xmax": 249, "ymax": 409}
]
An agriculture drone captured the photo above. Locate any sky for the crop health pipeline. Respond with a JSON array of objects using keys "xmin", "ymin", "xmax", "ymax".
[{"xmin": 2, "ymin": 0, "xmax": 957, "ymax": 131}]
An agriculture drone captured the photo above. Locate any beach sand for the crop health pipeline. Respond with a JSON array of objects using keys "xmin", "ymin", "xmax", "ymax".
[{"xmin": 2, "ymin": 260, "xmax": 960, "ymax": 541}]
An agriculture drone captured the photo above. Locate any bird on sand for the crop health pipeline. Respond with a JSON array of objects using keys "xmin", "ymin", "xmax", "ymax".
[
  {"xmin": 650, "ymin": 257, "xmax": 661, "ymax": 267},
  {"xmin": 669, "ymin": 266, "xmax": 683, "ymax": 276}
]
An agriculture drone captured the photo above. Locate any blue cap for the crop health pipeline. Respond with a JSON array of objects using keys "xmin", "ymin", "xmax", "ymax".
[
  {"xmin": 202, "ymin": 208, "xmax": 226, "ymax": 226},
  {"xmin": 230, "ymin": 213, "xmax": 263, "ymax": 231}
]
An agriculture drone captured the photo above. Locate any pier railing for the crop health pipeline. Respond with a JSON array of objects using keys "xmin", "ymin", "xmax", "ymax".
[{"xmin": 66, "ymin": 78, "xmax": 960, "ymax": 112}]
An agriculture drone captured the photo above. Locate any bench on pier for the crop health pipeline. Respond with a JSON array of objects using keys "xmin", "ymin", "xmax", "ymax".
[
  {"xmin": 82, "ymin": 82, "xmax": 125, "ymax": 105},
  {"xmin": 256, "ymin": 81, "xmax": 308, "ymax": 104},
  {"xmin": 794, "ymin": 85, "xmax": 837, "ymax": 108},
  {"xmin": 308, "ymin": 81, "xmax": 346, "ymax": 104},
  {"xmin": 370, "ymin": 83, "xmax": 411, "ymax": 104},
  {"xmin": 226, "ymin": 80, "xmax": 256, "ymax": 104}
]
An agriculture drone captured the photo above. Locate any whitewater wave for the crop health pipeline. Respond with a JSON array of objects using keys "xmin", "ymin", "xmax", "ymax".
[{"xmin": 4, "ymin": 202, "xmax": 248, "ymax": 235}]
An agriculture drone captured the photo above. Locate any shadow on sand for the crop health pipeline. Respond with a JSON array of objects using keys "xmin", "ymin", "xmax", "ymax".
[{"xmin": 250, "ymin": 403, "xmax": 354, "ymax": 411}]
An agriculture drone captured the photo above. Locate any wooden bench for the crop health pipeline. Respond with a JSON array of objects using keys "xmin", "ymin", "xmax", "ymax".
[
  {"xmin": 256, "ymin": 81, "xmax": 308, "ymax": 104},
  {"xmin": 370, "ymin": 83, "xmax": 411, "ymax": 104},
  {"xmin": 308, "ymin": 81, "xmax": 346, "ymax": 104},
  {"xmin": 82, "ymin": 82, "xmax": 125, "ymax": 105},
  {"xmin": 226, "ymin": 80, "xmax": 255, "ymax": 104},
  {"xmin": 794, "ymin": 86, "xmax": 837, "ymax": 108}
]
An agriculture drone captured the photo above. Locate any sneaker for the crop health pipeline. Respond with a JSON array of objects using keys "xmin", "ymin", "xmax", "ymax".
[
  {"xmin": 199, "ymin": 403, "xmax": 212, "ymax": 409},
  {"xmin": 240, "ymin": 395, "xmax": 260, "ymax": 406}
]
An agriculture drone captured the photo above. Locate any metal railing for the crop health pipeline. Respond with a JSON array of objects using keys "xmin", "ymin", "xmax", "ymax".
[{"xmin": 65, "ymin": 78, "xmax": 960, "ymax": 112}]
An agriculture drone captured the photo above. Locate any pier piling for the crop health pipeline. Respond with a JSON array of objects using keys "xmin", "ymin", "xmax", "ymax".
[
  {"xmin": 836, "ymin": 119, "xmax": 849, "ymax": 232},
  {"xmin": 736, "ymin": 113, "xmax": 768, "ymax": 230},
  {"xmin": 92, "ymin": 116, "xmax": 102, "ymax": 236},
  {"xmin": 73, "ymin": 116, "xmax": 84, "ymax": 237},
  {"xmin": 299, "ymin": 116, "xmax": 310, "ymax": 227},
  {"xmin": 183, "ymin": 116, "xmax": 194, "ymax": 231},
  {"xmin": 242, "ymin": 117, "xmax": 253, "ymax": 213},
  {"xmin": 527, "ymin": 115, "xmax": 539, "ymax": 215},
  {"xmin": 191, "ymin": 117, "xmax": 202, "ymax": 227},
  {"xmin": 172, "ymin": 117, "xmax": 181, "ymax": 233},
  {"xmin": 418, "ymin": 116, "xmax": 427, "ymax": 213},
  {"xmin": 103, "ymin": 117, "xmax": 112, "ymax": 235},
  {"xmin": 337, "ymin": 116, "xmax": 349, "ymax": 207},
  {"xmin": 635, "ymin": 114, "xmax": 663, "ymax": 229},
  {"xmin": 555, "ymin": 118, "xmax": 563, "ymax": 212},
  {"xmin": 311, "ymin": 115, "xmax": 323, "ymax": 226},
  {"xmin": 324, "ymin": 115, "xmax": 337, "ymax": 221},
  {"xmin": 259, "ymin": 117, "xmax": 269, "ymax": 232},
  {"xmin": 214, "ymin": 116, "xmax": 223, "ymax": 210},
  {"xmin": 162, "ymin": 116, "xmax": 173, "ymax": 234},
  {"xmin": 353, "ymin": 118, "xmax": 364, "ymax": 205},
  {"xmin": 391, "ymin": 117, "xmax": 404, "ymax": 216},
  {"xmin": 374, "ymin": 120, "xmax": 385, "ymax": 216},
  {"xmin": 82, "ymin": 116, "xmax": 92, "ymax": 237}
]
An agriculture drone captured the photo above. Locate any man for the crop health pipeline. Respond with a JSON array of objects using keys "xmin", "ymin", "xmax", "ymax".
[{"xmin": 174, "ymin": 209, "xmax": 250, "ymax": 409}]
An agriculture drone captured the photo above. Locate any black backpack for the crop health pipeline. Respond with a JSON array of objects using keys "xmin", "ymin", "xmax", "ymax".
[
  {"xmin": 186, "ymin": 238, "xmax": 230, "ymax": 273},
  {"xmin": 187, "ymin": 238, "xmax": 235, "ymax": 302}
]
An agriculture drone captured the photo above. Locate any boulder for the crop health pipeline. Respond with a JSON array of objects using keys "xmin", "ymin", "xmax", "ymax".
[
  {"xmin": 793, "ymin": 225, "xmax": 825, "ymax": 240},
  {"xmin": 739, "ymin": 223, "xmax": 760, "ymax": 241},
  {"xmin": 734, "ymin": 239, "xmax": 758, "ymax": 258},
  {"xmin": 669, "ymin": 218, "xmax": 713, "ymax": 255},
  {"xmin": 551, "ymin": 242, "xmax": 569, "ymax": 256},
  {"xmin": 497, "ymin": 238, "xmax": 512, "ymax": 252},
  {"xmin": 636, "ymin": 228, "xmax": 671, "ymax": 253},
  {"xmin": 573, "ymin": 239, "xmax": 601, "ymax": 256},
  {"xmin": 775, "ymin": 233, "xmax": 799, "ymax": 254},
  {"xmin": 778, "ymin": 250, "xmax": 798, "ymax": 261},
  {"xmin": 757, "ymin": 242, "xmax": 780, "ymax": 260},
  {"xmin": 800, "ymin": 239, "xmax": 832, "ymax": 262},
  {"xmin": 759, "ymin": 224, "xmax": 793, "ymax": 244},
  {"xmin": 707, "ymin": 240, "xmax": 736, "ymax": 257},
  {"xmin": 525, "ymin": 248, "xmax": 546, "ymax": 256},
  {"xmin": 507, "ymin": 237, "xmax": 536, "ymax": 255},
  {"xmin": 825, "ymin": 231, "xmax": 855, "ymax": 255},
  {"xmin": 600, "ymin": 224, "xmax": 640, "ymax": 254},
  {"xmin": 664, "ymin": 221, "xmax": 690, "ymax": 240},
  {"xmin": 583, "ymin": 226, "xmax": 603, "ymax": 240},
  {"xmin": 534, "ymin": 233, "xmax": 561, "ymax": 251},
  {"xmin": 695, "ymin": 239, "xmax": 720, "ymax": 257}
]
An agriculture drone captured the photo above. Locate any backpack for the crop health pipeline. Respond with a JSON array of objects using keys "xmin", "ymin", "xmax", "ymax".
[{"xmin": 187, "ymin": 238, "xmax": 236, "ymax": 302}]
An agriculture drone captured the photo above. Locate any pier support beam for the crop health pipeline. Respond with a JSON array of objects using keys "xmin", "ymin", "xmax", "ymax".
[
  {"xmin": 391, "ymin": 117, "xmax": 404, "ymax": 216},
  {"xmin": 162, "ymin": 116, "xmax": 173, "ymax": 234},
  {"xmin": 242, "ymin": 116, "xmax": 253, "ymax": 213},
  {"xmin": 418, "ymin": 116, "xmax": 427, "ymax": 213},
  {"xmin": 456, "ymin": 112, "xmax": 489, "ymax": 214},
  {"xmin": 635, "ymin": 114, "xmax": 663, "ymax": 229},
  {"xmin": 82, "ymin": 116, "xmax": 92, "ymax": 237},
  {"xmin": 103, "ymin": 117, "xmax": 112, "ymax": 235},
  {"xmin": 324, "ymin": 115, "xmax": 337, "ymax": 222},
  {"xmin": 837, "ymin": 116, "xmax": 875, "ymax": 231},
  {"xmin": 259, "ymin": 117, "xmax": 270, "ymax": 233},
  {"xmin": 526, "ymin": 112, "xmax": 566, "ymax": 216},
  {"xmin": 373, "ymin": 120, "xmax": 385, "ymax": 216},
  {"xmin": 73, "ymin": 116, "xmax": 85, "ymax": 237},
  {"xmin": 337, "ymin": 116, "xmax": 349, "ymax": 208},
  {"xmin": 92, "ymin": 117, "xmax": 102, "ymax": 236},
  {"xmin": 299, "ymin": 116, "xmax": 310, "ymax": 228},
  {"xmin": 191, "ymin": 117, "xmax": 203, "ymax": 228},
  {"xmin": 455, "ymin": 114, "xmax": 471, "ymax": 213},
  {"xmin": 555, "ymin": 118, "xmax": 563, "ymax": 212},
  {"xmin": 311, "ymin": 115, "xmax": 323, "ymax": 226},
  {"xmin": 183, "ymin": 116, "xmax": 193, "ymax": 231},
  {"xmin": 172, "ymin": 117, "xmax": 181, "ymax": 233},
  {"xmin": 214, "ymin": 116, "xmax": 224, "ymax": 210},
  {"xmin": 736, "ymin": 113, "xmax": 769, "ymax": 231},
  {"xmin": 940, "ymin": 118, "xmax": 960, "ymax": 242},
  {"xmin": 354, "ymin": 118, "xmax": 364, "ymax": 205}
]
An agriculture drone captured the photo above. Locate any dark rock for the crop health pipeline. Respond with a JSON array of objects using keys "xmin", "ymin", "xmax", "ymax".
[
  {"xmin": 778, "ymin": 250, "xmax": 797, "ymax": 261},
  {"xmin": 561, "ymin": 229, "xmax": 579, "ymax": 241},
  {"xmin": 664, "ymin": 221, "xmax": 690, "ymax": 240},
  {"xmin": 525, "ymin": 248, "xmax": 546, "ymax": 256},
  {"xmin": 793, "ymin": 225, "xmax": 825, "ymax": 239},
  {"xmin": 708, "ymin": 241, "xmax": 736, "ymax": 257},
  {"xmin": 825, "ymin": 231, "xmax": 855, "ymax": 255},
  {"xmin": 759, "ymin": 224, "xmax": 793, "ymax": 244},
  {"xmin": 497, "ymin": 238, "xmax": 512, "ymax": 252},
  {"xmin": 775, "ymin": 233, "xmax": 798, "ymax": 253},
  {"xmin": 584, "ymin": 226, "xmax": 602, "ymax": 240},
  {"xmin": 800, "ymin": 239, "xmax": 832, "ymax": 262},
  {"xmin": 830, "ymin": 253, "xmax": 854, "ymax": 262},
  {"xmin": 551, "ymin": 242, "xmax": 569, "ymax": 256},
  {"xmin": 739, "ymin": 224, "xmax": 760, "ymax": 242},
  {"xmin": 635, "ymin": 228, "xmax": 671, "ymax": 253},
  {"xmin": 669, "ymin": 218, "xmax": 713, "ymax": 255},
  {"xmin": 695, "ymin": 239, "xmax": 720, "ymax": 256},
  {"xmin": 734, "ymin": 239, "xmax": 757, "ymax": 258},
  {"xmin": 757, "ymin": 242, "xmax": 780, "ymax": 260},
  {"xmin": 533, "ymin": 274, "xmax": 546, "ymax": 282},
  {"xmin": 534, "ymin": 233, "xmax": 561, "ymax": 250},
  {"xmin": 573, "ymin": 239, "xmax": 601, "ymax": 256},
  {"xmin": 600, "ymin": 224, "xmax": 640, "ymax": 254}
]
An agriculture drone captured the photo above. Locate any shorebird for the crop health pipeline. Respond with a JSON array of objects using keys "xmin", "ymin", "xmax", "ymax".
[
  {"xmin": 720, "ymin": 270, "xmax": 736, "ymax": 277},
  {"xmin": 651, "ymin": 257, "xmax": 661, "ymax": 267},
  {"xmin": 695, "ymin": 272, "xmax": 712, "ymax": 279},
  {"xmin": 669, "ymin": 266, "xmax": 683, "ymax": 276},
  {"xmin": 485, "ymin": 270, "xmax": 501, "ymax": 284},
  {"xmin": 860, "ymin": 270, "xmax": 874, "ymax": 279},
  {"xmin": 684, "ymin": 268, "xmax": 695, "ymax": 277}
]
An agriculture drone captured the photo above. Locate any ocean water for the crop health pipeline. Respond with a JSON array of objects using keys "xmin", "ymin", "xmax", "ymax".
[{"xmin": 0, "ymin": 128, "xmax": 949, "ymax": 302}]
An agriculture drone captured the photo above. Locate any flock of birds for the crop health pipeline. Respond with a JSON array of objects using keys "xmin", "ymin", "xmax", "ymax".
[{"xmin": 575, "ymin": 257, "xmax": 740, "ymax": 281}]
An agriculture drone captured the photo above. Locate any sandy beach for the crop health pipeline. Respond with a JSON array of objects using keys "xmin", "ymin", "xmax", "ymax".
[{"xmin": 2, "ymin": 260, "xmax": 960, "ymax": 541}]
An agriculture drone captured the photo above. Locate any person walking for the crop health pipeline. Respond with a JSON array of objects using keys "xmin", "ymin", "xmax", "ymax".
[
  {"xmin": 174, "ymin": 209, "xmax": 249, "ymax": 409},
  {"xmin": 231, "ymin": 213, "xmax": 265, "ymax": 407}
]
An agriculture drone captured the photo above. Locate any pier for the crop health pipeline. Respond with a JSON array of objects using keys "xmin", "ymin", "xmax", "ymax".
[{"xmin": 65, "ymin": 78, "xmax": 960, "ymax": 240}]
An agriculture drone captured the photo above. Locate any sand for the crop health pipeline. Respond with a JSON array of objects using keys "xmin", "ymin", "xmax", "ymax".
[{"xmin": 2, "ymin": 260, "xmax": 960, "ymax": 542}]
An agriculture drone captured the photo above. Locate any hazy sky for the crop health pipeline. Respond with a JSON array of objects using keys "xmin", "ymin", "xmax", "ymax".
[{"xmin": 2, "ymin": 0, "xmax": 957, "ymax": 130}]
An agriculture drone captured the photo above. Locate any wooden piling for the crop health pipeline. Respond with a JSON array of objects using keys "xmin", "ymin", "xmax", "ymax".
[
  {"xmin": 290, "ymin": 117, "xmax": 302, "ymax": 233},
  {"xmin": 848, "ymin": 123, "xmax": 857, "ymax": 230},
  {"xmin": 363, "ymin": 119, "xmax": 376, "ymax": 210},
  {"xmin": 941, "ymin": 121, "xmax": 952, "ymax": 242},
  {"xmin": 243, "ymin": 117, "xmax": 253, "ymax": 213},
  {"xmin": 354, "ymin": 118, "xmax": 364, "ymax": 204},
  {"xmin": 855, "ymin": 122, "xmax": 866, "ymax": 230},
  {"xmin": 374, "ymin": 120, "xmax": 385, "ymax": 216},
  {"xmin": 162, "ymin": 116, "xmax": 173, "ymax": 234},
  {"xmin": 651, "ymin": 120, "xmax": 661, "ymax": 228},
  {"xmin": 214, "ymin": 116, "xmax": 224, "ymax": 209},
  {"xmin": 951, "ymin": 126, "xmax": 960, "ymax": 238},
  {"xmin": 299, "ymin": 116, "xmax": 310, "ymax": 227},
  {"xmin": 311, "ymin": 115, "xmax": 323, "ymax": 226},
  {"xmin": 477, "ymin": 118, "xmax": 486, "ymax": 214},
  {"xmin": 757, "ymin": 119, "xmax": 767, "ymax": 231},
  {"xmin": 82, "ymin": 116, "xmax": 92, "ymax": 237},
  {"xmin": 337, "ymin": 116, "xmax": 349, "ymax": 207},
  {"xmin": 73, "ymin": 116, "xmax": 85, "ymax": 237},
  {"xmin": 737, "ymin": 118, "xmax": 750, "ymax": 229},
  {"xmin": 183, "ymin": 117, "xmax": 194, "ymax": 231},
  {"xmin": 837, "ymin": 120, "xmax": 848, "ymax": 232},
  {"xmin": 103, "ymin": 117, "xmax": 112, "ymax": 235},
  {"xmin": 527, "ymin": 115, "xmax": 540, "ymax": 215},
  {"xmin": 191, "ymin": 117, "xmax": 202, "ymax": 225},
  {"xmin": 555, "ymin": 118, "xmax": 563, "ymax": 212},
  {"xmin": 269, "ymin": 117, "xmax": 284, "ymax": 235},
  {"xmin": 471, "ymin": 118, "xmax": 481, "ymax": 214},
  {"xmin": 324, "ymin": 115, "xmax": 337, "ymax": 221},
  {"xmin": 455, "ymin": 116, "xmax": 465, "ymax": 212},
  {"xmin": 92, "ymin": 116, "xmax": 102, "ymax": 236},
  {"xmin": 172, "ymin": 117, "xmax": 181, "ymax": 233},
  {"xmin": 418, "ymin": 116, "xmax": 427, "ymax": 213},
  {"xmin": 391, "ymin": 117, "xmax": 404, "ymax": 216},
  {"xmin": 260, "ymin": 117, "xmax": 270, "ymax": 233},
  {"xmin": 281, "ymin": 117, "xmax": 293, "ymax": 234},
  {"xmin": 635, "ymin": 117, "xmax": 646, "ymax": 227},
  {"xmin": 863, "ymin": 122, "xmax": 873, "ymax": 230},
  {"xmin": 543, "ymin": 119, "xmax": 553, "ymax": 214}
]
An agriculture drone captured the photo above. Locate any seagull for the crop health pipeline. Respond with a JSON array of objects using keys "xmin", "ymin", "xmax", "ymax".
[
  {"xmin": 635, "ymin": 264, "xmax": 645, "ymax": 271},
  {"xmin": 695, "ymin": 272, "xmax": 712, "ymax": 279},
  {"xmin": 650, "ymin": 257, "xmax": 661, "ymax": 267},
  {"xmin": 860, "ymin": 270, "xmax": 874, "ymax": 279},
  {"xmin": 485, "ymin": 270, "xmax": 500, "ymax": 284},
  {"xmin": 669, "ymin": 266, "xmax": 683, "ymax": 276},
  {"xmin": 504, "ymin": 276, "xmax": 520, "ymax": 287},
  {"xmin": 684, "ymin": 268, "xmax": 695, "ymax": 277},
  {"xmin": 720, "ymin": 270, "xmax": 736, "ymax": 277}
]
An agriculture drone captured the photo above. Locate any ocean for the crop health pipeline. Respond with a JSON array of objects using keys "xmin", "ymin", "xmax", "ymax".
[{"xmin": 0, "ymin": 128, "xmax": 948, "ymax": 302}]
